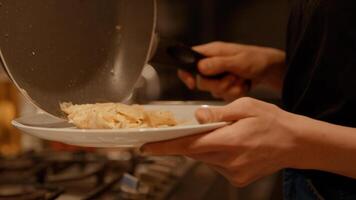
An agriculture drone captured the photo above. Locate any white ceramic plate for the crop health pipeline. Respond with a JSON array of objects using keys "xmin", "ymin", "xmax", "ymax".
[{"xmin": 12, "ymin": 105, "xmax": 228, "ymax": 148}]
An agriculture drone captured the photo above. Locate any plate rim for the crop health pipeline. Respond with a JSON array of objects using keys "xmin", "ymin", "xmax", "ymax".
[{"xmin": 12, "ymin": 118, "xmax": 228, "ymax": 134}]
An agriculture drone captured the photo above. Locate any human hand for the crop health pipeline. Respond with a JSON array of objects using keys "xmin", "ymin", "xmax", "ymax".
[
  {"xmin": 178, "ymin": 42, "xmax": 286, "ymax": 101},
  {"xmin": 142, "ymin": 97, "xmax": 298, "ymax": 187}
]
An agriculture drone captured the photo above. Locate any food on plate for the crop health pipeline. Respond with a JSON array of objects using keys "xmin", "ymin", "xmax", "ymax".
[{"xmin": 60, "ymin": 103, "xmax": 177, "ymax": 129}]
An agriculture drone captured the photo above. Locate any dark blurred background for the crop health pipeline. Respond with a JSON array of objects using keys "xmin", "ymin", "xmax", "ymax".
[{"xmin": 154, "ymin": 0, "xmax": 289, "ymax": 101}]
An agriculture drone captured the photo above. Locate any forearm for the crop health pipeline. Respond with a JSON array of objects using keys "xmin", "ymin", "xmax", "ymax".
[{"xmin": 289, "ymin": 114, "xmax": 356, "ymax": 179}]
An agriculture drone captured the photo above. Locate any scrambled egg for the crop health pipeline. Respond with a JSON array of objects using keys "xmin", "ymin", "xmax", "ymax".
[{"xmin": 60, "ymin": 103, "xmax": 177, "ymax": 129}]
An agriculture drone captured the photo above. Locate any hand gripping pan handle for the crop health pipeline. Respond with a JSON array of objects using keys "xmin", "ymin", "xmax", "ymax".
[
  {"xmin": 166, "ymin": 44, "xmax": 228, "ymax": 79},
  {"xmin": 150, "ymin": 39, "xmax": 252, "ymax": 87}
]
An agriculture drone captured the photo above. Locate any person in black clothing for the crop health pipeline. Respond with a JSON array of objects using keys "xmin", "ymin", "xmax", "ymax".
[{"xmin": 142, "ymin": 0, "xmax": 356, "ymax": 199}]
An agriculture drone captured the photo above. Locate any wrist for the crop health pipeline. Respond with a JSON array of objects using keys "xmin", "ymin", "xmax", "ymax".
[
  {"xmin": 276, "ymin": 110, "xmax": 305, "ymax": 169},
  {"xmin": 260, "ymin": 48, "xmax": 286, "ymax": 92}
]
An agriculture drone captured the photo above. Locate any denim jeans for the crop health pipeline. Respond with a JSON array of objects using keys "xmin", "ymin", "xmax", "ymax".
[{"xmin": 284, "ymin": 169, "xmax": 356, "ymax": 200}]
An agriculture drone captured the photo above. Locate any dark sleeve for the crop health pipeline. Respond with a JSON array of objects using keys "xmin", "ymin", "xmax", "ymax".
[
  {"xmin": 324, "ymin": 0, "xmax": 356, "ymax": 100},
  {"xmin": 297, "ymin": 0, "xmax": 356, "ymax": 126}
]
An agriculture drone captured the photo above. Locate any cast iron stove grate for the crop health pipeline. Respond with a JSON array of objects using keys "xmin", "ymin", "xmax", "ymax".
[{"xmin": 0, "ymin": 151, "xmax": 200, "ymax": 200}]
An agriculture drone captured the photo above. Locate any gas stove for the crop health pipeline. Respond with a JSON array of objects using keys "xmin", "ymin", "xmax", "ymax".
[{"xmin": 0, "ymin": 150, "xmax": 219, "ymax": 200}]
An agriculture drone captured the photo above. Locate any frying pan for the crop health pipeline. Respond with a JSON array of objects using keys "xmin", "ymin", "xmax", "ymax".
[
  {"xmin": 0, "ymin": 0, "xmax": 157, "ymax": 118},
  {"xmin": 0, "ymin": 0, "xmax": 229, "ymax": 118}
]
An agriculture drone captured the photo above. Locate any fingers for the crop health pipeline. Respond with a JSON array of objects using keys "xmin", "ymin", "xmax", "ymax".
[
  {"xmin": 193, "ymin": 42, "xmax": 242, "ymax": 57},
  {"xmin": 193, "ymin": 42, "xmax": 248, "ymax": 77},
  {"xmin": 218, "ymin": 88, "xmax": 244, "ymax": 102},
  {"xmin": 142, "ymin": 133, "xmax": 214, "ymax": 156},
  {"xmin": 178, "ymin": 70, "xmax": 249, "ymax": 101},
  {"xmin": 220, "ymin": 80, "xmax": 249, "ymax": 102},
  {"xmin": 205, "ymin": 164, "xmax": 249, "ymax": 188},
  {"xmin": 188, "ymin": 152, "xmax": 234, "ymax": 166},
  {"xmin": 178, "ymin": 70, "xmax": 196, "ymax": 90},
  {"xmin": 195, "ymin": 74, "xmax": 250, "ymax": 102},
  {"xmin": 197, "ymin": 56, "xmax": 241, "ymax": 76},
  {"xmin": 207, "ymin": 164, "xmax": 235, "ymax": 181},
  {"xmin": 142, "ymin": 124, "xmax": 240, "ymax": 155},
  {"xmin": 196, "ymin": 75, "xmax": 236, "ymax": 92},
  {"xmin": 209, "ymin": 165, "xmax": 254, "ymax": 188},
  {"xmin": 195, "ymin": 97, "xmax": 258, "ymax": 123}
]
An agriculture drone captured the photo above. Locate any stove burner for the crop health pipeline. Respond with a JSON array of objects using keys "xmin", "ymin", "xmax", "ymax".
[
  {"xmin": 0, "ymin": 184, "xmax": 63, "ymax": 200},
  {"xmin": 0, "ymin": 151, "xmax": 198, "ymax": 200},
  {"xmin": 83, "ymin": 174, "xmax": 122, "ymax": 200}
]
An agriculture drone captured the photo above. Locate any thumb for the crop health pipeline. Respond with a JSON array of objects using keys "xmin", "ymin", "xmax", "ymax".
[{"xmin": 195, "ymin": 101, "xmax": 253, "ymax": 124}]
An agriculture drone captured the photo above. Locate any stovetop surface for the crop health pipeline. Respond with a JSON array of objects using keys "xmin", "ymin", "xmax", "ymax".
[{"xmin": 0, "ymin": 150, "xmax": 218, "ymax": 200}]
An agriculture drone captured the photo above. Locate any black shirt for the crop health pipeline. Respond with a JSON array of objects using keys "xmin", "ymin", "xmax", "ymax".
[{"xmin": 283, "ymin": 0, "xmax": 356, "ymax": 194}]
